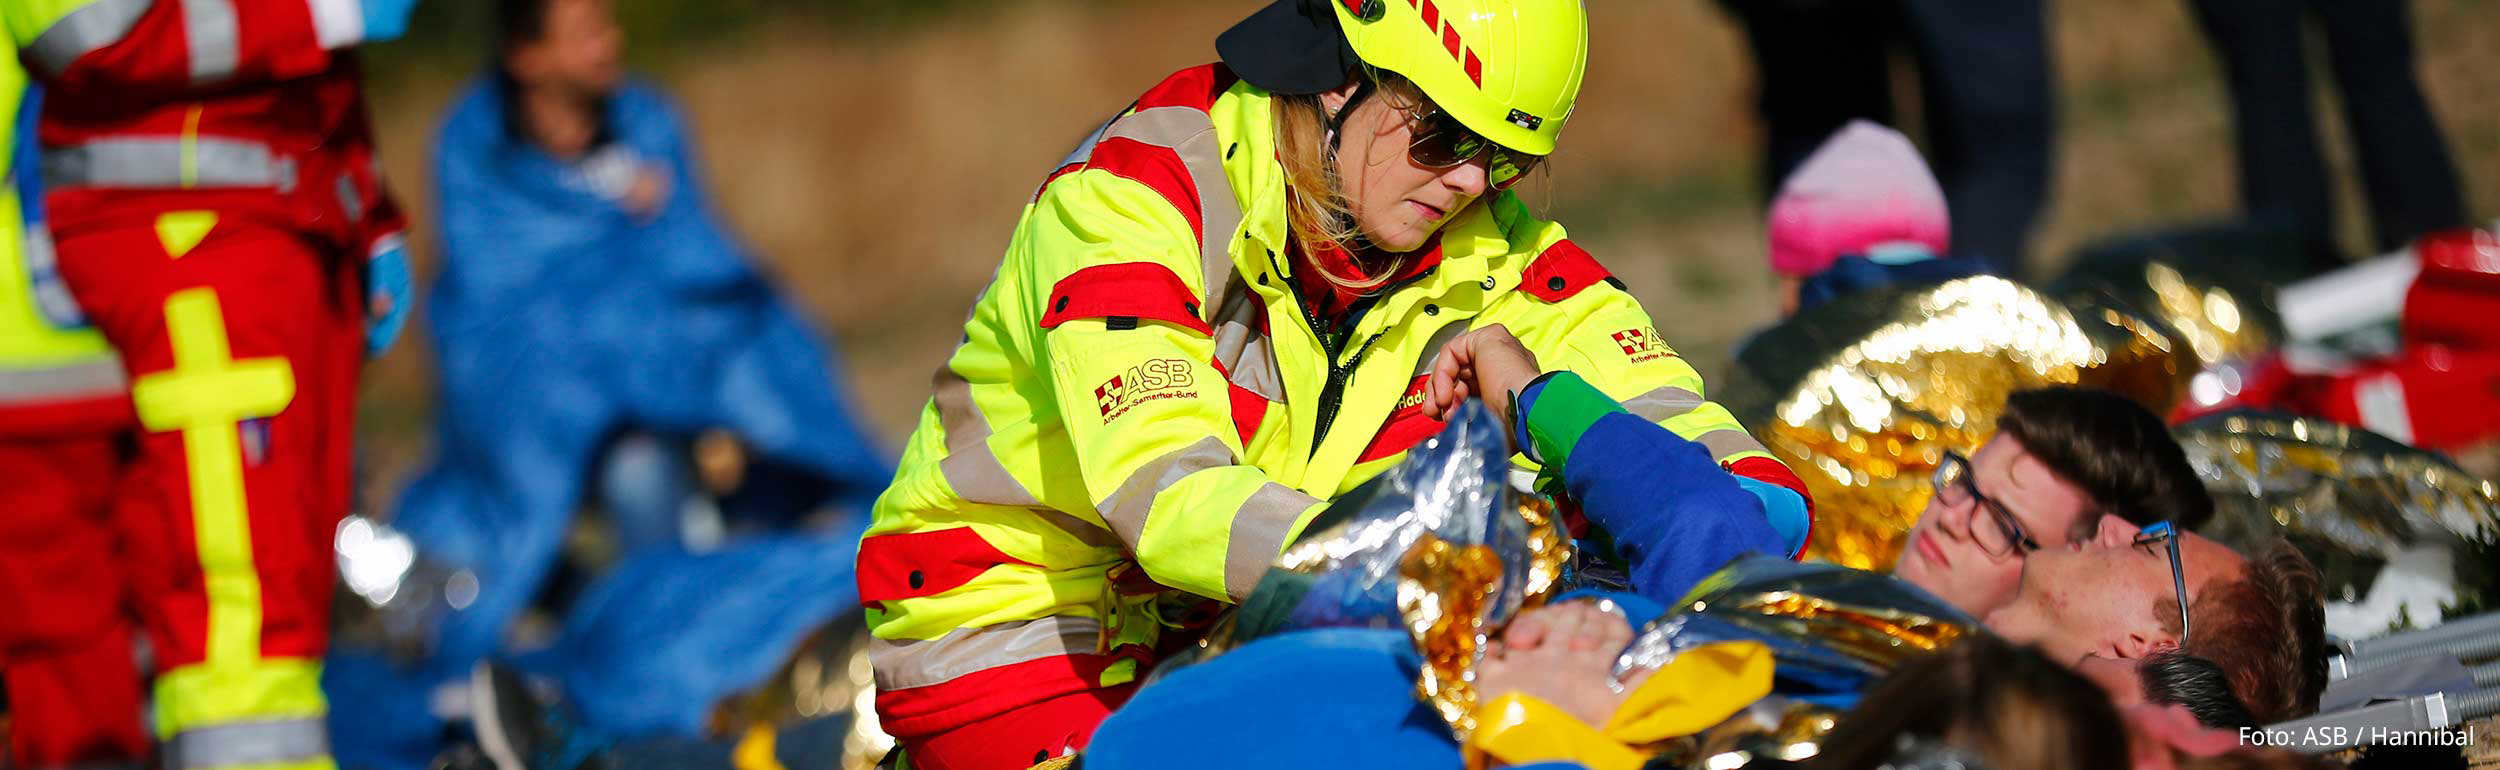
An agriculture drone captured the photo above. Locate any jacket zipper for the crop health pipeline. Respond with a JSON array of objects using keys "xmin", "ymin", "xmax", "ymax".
[{"xmin": 1294, "ymin": 269, "xmax": 1433, "ymax": 458}]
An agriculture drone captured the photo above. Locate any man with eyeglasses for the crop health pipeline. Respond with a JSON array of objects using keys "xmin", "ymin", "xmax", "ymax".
[
  {"xmin": 1893, "ymin": 387, "xmax": 2216, "ymax": 617},
  {"xmin": 1985, "ymin": 523, "xmax": 2327, "ymax": 724}
]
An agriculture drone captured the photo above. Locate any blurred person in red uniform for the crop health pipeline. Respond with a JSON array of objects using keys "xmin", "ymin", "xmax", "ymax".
[
  {"xmin": 0, "ymin": 79, "xmax": 146, "ymax": 767},
  {"xmin": 0, "ymin": 1, "xmax": 421, "ymax": 768}
]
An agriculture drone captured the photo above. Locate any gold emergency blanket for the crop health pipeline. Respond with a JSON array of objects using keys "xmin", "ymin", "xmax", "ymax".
[
  {"xmin": 1400, "ymin": 534, "xmax": 1507, "ymax": 737},
  {"xmin": 1728, "ymin": 276, "xmax": 2115, "ymax": 569},
  {"xmin": 1729, "ymin": 254, "xmax": 2282, "ymax": 569}
]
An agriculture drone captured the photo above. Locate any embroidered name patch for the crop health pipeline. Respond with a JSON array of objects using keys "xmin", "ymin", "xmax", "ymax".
[
  {"xmin": 1096, "ymin": 358, "xmax": 1196, "ymax": 421},
  {"xmin": 1611, "ymin": 326, "xmax": 1678, "ymax": 364}
]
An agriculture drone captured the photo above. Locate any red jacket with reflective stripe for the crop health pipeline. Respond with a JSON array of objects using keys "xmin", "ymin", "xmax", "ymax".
[{"xmin": 10, "ymin": 0, "xmax": 401, "ymax": 252}]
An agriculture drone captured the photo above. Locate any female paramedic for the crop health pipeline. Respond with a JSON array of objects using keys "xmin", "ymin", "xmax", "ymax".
[{"xmin": 855, "ymin": 0, "xmax": 1813, "ymax": 766}]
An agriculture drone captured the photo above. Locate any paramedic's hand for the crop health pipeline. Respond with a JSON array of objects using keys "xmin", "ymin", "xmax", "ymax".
[
  {"xmin": 365, "ymin": 238, "xmax": 412, "ymax": 357},
  {"xmin": 1422, "ymin": 324, "xmax": 1541, "ymax": 427},
  {"xmin": 360, "ymin": 0, "xmax": 420, "ymax": 43}
]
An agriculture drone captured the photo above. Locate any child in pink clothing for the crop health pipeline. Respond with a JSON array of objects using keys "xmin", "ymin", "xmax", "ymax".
[{"xmin": 1767, "ymin": 120, "xmax": 1954, "ymax": 314}]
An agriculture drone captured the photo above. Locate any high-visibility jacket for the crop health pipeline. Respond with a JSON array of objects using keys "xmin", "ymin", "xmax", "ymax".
[
  {"xmin": 6, "ymin": 0, "xmax": 403, "ymax": 256},
  {"xmin": 858, "ymin": 64, "xmax": 1809, "ymax": 736}
]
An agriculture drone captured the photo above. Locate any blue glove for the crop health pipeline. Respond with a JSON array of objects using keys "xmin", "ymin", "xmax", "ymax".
[
  {"xmin": 359, "ymin": 0, "xmax": 419, "ymax": 43},
  {"xmin": 365, "ymin": 236, "xmax": 411, "ymax": 357}
]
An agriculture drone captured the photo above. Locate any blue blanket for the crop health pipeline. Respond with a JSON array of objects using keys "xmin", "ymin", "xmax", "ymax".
[{"xmin": 328, "ymin": 77, "xmax": 890, "ymax": 770}]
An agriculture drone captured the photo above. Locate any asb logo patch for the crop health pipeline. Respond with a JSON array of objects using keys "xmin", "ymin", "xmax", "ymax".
[
  {"xmin": 1096, "ymin": 358, "xmax": 1196, "ymax": 421},
  {"xmin": 1611, "ymin": 326, "xmax": 1678, "ymax": 365}
]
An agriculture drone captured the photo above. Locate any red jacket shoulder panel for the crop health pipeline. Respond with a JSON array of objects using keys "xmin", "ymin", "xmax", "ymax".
[
  {"xmin": 1039, "ymin": 262, "xmax": 1214, "ymax": 336},
  {"xmin": 1134, "ymin": 64, "xmax": 1238, "ymax": 113},
  {"xmin": 1521, "ymin": 239, "xmax": 1615, "ymax": 302}
]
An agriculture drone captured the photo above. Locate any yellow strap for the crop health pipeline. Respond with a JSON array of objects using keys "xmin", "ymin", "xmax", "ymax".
[
  {"xmin": 1602, "ymin": 640, "xmax": 1775, "ymax": 744},
  {"xmin": 730, "ymin": 724, "xmax": 787, "ymax": 770},
  {"xmin": 1467, "ymin": 693, "xmax": 1646, "ymax": 770}
]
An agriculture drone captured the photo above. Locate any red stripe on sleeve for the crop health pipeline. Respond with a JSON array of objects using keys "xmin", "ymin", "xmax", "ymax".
[{"xmin": 1039, "ymin": 263, "xmax": 1213, "ymax": 336}]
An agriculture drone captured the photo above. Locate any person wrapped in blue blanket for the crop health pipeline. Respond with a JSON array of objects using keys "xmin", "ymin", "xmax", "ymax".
[{"xmin": 327, "ymin": 1, "xmax": 890, "ymax": 767}]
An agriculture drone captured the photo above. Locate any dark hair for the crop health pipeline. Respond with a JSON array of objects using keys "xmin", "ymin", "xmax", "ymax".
[
  {"xmin": 489, "ymin": 0, "xmax": 615, "ymax": 147},
  {"xmin": 495, "ymin": 0, "xmax": 556, "ymax": 53},
  {"xmin": 1807, "ymin": 636, "xmax": 2130, "ymax": 770},
  {"xmin": 1996, "ymin": 386, "xmax": 2213, "ymax": 540},
  {"xmin": 2171, "ymin": 539, "xmax": 2327, "ymax": 724},
  {"xmin": 2139, "ymin": 652, "xmax": 2260, "ymax": 730}
]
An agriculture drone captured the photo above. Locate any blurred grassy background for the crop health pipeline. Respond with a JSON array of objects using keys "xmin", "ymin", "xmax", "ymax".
[{"xmin": 349, "ymin": 0, "xmax": 2498, "ymax": 498}]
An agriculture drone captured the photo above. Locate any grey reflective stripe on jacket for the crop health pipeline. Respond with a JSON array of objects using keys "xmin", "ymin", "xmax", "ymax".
[
  {"xmin": 25, "ymin": 0, "xmax": 149, "ymax": 75},
  {"xmin": 179, "ymin": 0, "xmax": 240, "ymax": 83},
  {"xmin": 871, "ymin": 615, "xmax": 1104, "ymax": 691},
  {"xmin": 43, "ymin": 138, "xmax": 290, "ymax": 190},
  {"xmin": 0, "ymin": 359, "xmax": 124, "ymax": 405}
]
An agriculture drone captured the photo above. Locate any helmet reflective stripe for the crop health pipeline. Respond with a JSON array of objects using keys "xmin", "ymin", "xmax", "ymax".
[{"xmin": 1331, "ymin": 0, "xmax": 1586, "ymax": 156}]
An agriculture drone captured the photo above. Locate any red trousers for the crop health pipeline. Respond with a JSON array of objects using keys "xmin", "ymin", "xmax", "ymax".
[
  {"xmin": 2, "ymin": 212, "xmax": 363, "ymax": 765},
  {"xmin": 0, "ymin": 432, "xmax": 146, "ymax": 766},
  {"xmin": 895, "ymin": 679, "xmax": 1137, "ymax": 770}
]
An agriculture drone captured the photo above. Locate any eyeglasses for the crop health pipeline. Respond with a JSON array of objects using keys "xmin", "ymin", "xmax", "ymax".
[
  {"xmin": 2134, "ymin": 521, "xmax": 2193, "ymax": 643},
  {"xmin": 1402, "ymin": 106, "xmax": 1543, "ymax": 191},
  {"xmin": 1929, "ymin": 450, "xmax": 2041, "ymax": 558}
]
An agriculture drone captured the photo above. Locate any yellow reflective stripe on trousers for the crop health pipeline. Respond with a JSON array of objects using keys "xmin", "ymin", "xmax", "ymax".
[
  {"xmin": 130, "ymin": 265, "xmax": 324, "ymax": 761},
  {"xmin": 153, "ymin": 661, "xmax": 330, "ymax": 767}
]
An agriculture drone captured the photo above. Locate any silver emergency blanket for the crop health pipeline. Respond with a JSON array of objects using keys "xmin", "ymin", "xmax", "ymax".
[
  {"xmin": 2177, "ymin": 411, "xmax": 2500, "ymax": 637},
  {"xmin": 1193, "ymin": 400, "xmax": 1549, "ymax": 739}
]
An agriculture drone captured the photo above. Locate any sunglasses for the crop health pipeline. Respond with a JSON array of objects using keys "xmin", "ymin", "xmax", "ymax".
[
  {"xmin": 2134, "ymin": 521, "xmax": 2193, "ymax": 643},
  {"xmin": 1401, "ymin": 106, "xmax": 1543, "ymax": 190}
]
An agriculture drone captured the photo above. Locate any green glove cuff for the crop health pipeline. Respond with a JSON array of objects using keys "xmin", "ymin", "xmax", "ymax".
[{"xmin": 1523, "ymin": 371, "xmax": 1629, "ymax": 472}]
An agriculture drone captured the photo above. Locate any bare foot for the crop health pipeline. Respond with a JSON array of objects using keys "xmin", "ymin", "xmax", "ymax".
[{"xmin": 1476, "ymin": 600, "xmax": 1646, "ymax": 727}]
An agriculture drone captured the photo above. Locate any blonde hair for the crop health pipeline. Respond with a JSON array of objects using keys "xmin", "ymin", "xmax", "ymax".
[{"xmin": 1269, "ymin": 70, "xmax": 1436, "ymax": 293}]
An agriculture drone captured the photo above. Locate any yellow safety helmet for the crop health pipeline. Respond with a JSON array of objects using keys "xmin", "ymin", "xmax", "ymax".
[{"xmin": 1220, "ymin": 0, "xmax": 1588, "ymax": 156}]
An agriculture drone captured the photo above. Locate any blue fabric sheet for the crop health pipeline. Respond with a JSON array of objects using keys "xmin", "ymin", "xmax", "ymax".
[{"xmin": 326, "ymin": 77, "xmax": 890, "ymax": 770}]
